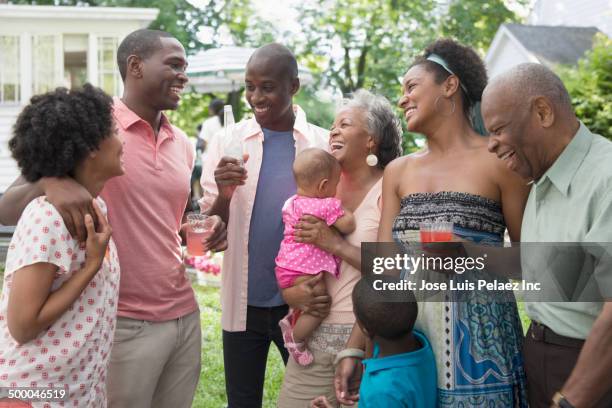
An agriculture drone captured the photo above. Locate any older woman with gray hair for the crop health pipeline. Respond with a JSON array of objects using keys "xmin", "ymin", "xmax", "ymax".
[{"xmin": 277, "ymin": 89, "xmax": 402, "ymax": 407}]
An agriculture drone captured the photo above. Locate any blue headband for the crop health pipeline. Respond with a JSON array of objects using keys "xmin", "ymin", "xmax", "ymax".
[
  {"xmin": 425, "ymin": 53, "xmax": 487, "ymax": 136},
  {"xmin": 426, "ymin": 53, "xmax": 469, "ymax": 96}
]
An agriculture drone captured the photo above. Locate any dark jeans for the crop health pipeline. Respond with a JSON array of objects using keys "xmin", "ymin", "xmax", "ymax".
[
  {"xmin": 223, "ymin": 304, "xmax": 290, "ymax": 408},
  {"xmin": 524, "ymin": 322, "xmax": 612, "ymax": 408}
]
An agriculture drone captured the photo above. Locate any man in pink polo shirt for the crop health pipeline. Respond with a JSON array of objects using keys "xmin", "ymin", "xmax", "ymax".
[{"xmin": 0, "ymin": 29, "xmax": 227, "ymax": 407}]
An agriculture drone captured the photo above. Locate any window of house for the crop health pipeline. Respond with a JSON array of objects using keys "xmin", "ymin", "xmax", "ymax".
[
  {"xmin": 98, "ymin": 37, "xmax": 120, "ymax": 96},
  {"xmin": 32, "ymin": 35, "xmax": 57, "ymax": 95},
  {"xmin": 64, "ymin": 34, "xmax": 88, "ymax": 89},
  {"xmin": 0, "ymin": 36, "xmax": 20, "ymax": 104}
]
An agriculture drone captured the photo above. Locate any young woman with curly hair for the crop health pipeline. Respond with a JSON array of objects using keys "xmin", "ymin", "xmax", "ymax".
[
  {"xmin": 0, "ymin": 84, "xmax": 123, "ymax": 407},
  {"xmin": 335, "ymin": 39, "xmax": 531, "ymax": 407}
]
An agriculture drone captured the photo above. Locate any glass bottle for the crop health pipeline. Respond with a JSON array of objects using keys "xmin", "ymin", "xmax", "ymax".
[{"xmin": 223, "ymin": 105, "xmax": 244, "ymax": 166}]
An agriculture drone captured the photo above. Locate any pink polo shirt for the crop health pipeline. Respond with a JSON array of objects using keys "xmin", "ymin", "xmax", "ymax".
[
  {"xmin": 101, "ymin": 98, "xmax": 197, "ymax": 322},
  {"xmin": 200, "ymin": 106, "xmax": 329, "ymax": 332}
]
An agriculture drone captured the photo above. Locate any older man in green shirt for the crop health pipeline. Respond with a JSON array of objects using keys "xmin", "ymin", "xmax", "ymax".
[{"xmin": 482, "ymin": 63, "xmax": 612, "ymax": 408}]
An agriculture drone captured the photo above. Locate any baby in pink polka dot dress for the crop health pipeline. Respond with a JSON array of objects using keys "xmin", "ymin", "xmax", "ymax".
[
  {"xmin": 0, "ymin": 85, "xmax": 122, "ymax": 407},
  {"xmin": 275, "ymin": 148, "xmax": 355, "ymax": 366}
]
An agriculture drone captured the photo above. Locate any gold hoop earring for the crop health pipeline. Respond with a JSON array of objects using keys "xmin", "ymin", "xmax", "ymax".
[{"xmin": 434, "ymin": 96, "xmax": 456, "ymax": 117}]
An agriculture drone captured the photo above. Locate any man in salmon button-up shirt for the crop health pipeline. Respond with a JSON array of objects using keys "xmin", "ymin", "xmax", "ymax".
[{"xmin": 200, "ymin": 43, "xmax": 329, "ymax": 407}]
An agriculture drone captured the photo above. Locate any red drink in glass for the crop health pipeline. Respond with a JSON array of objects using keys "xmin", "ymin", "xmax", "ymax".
[
  {"xmin": 187, "ymin": 230, "xmax": 212, "ymax": 256},
  {"xmin": 186, "ymin": 213, "xmax": 214, "ymax": 256},
  {"xmin": 429, "ymin": 231, "xmax": 453, "ymax": 242},
  {"xmin": 419, "ymin": 230, "xmax": 432, "ymax": 242},
  {"xmin": 419, "ymin": 222, "xmax": 453, "ymax": 243}
]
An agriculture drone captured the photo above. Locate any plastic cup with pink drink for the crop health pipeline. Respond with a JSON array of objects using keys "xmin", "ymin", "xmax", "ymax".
[
  {"xmin": 419, "ymin": 221, "xmax": 454, "ymax": 243},
  {"xmin": 186, "ymin": 213, "xmax": 215, "ymax": 256}
]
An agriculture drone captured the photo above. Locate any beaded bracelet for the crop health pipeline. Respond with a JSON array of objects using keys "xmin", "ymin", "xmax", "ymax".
[{"xmin": 333, "ymin": 348, "xmax": 365, "ymax": 366}]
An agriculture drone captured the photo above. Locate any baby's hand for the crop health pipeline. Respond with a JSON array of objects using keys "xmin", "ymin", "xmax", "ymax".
[{"xmin": 333, "ymin": 210, "xmax": 356, "ymax": 235}]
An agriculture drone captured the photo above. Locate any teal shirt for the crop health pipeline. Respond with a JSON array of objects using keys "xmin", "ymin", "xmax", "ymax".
[
  {"xmin": 522, "ymin": 122, "xmax": 612, "ymax": 339},
  {"xmin": 360, "ymin": 331, "xmax": 437, "ymax": 408}
]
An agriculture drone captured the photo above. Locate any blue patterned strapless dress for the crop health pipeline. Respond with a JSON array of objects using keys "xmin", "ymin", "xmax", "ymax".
[{"xmin": 392, "ymin": 191, "xmax": 528, "ymax": 408}]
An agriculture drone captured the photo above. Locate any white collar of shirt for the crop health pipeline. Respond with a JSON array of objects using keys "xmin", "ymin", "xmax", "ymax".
[{"xmin": 241, "ymin": 105, "xmax": 315, "ymax": 142}]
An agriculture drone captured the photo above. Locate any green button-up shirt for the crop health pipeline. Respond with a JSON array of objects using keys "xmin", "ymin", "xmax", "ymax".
[{"xmin": 522, "ymin": 122, "xmax": 612, "ymax": 339}]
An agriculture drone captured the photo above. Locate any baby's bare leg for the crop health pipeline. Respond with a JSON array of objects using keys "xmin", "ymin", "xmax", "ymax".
[
  {"xmin": 294, "ymin": 313, "xmax": 323, "ymax": 343},
  {"xmin": 291, "ymin": 274, "xmax": 328, "ymax": 342}
]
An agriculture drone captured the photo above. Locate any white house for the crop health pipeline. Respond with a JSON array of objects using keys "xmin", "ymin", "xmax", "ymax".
[
  {"xmin": 529, "ymin": 0, "xmax": 612, "ymax": 37},
  {"xmin": 485, "ymin": 0, "xmax": 610, "ymax": 79},
  {"xmin": 0, "ymin": 4, "xmax": 158, "ymax": 193},
  {"xmin": 485, "ymin": 23, "xmax": 604, "ymax": 79}
]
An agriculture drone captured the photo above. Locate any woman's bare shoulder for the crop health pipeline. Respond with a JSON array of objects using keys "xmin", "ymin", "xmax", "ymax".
[
  {"xmin": 478, "ymin": 142, "xmax": 515, "ymax": 180},
  {"xmin": 474, "ymin": 142, "xmax": 530, "ymax": 196},
  {"xmin": 385, "ymin": 151, "xmax": 423, "ymax": 173}
]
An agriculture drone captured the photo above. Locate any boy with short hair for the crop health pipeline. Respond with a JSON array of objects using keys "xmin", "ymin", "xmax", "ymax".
[{"xmin": 353, "ymin": 275, "xmax": 437, "ymax": 408}]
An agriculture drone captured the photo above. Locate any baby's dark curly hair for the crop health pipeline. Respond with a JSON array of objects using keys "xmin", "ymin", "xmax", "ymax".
[
  {"xmin": 9, "ymin": 84, "xmax": 114, "ymax": 182},
  {"xmin": 411, "ymin": 38, "xmax": 488, "ymax": 120}
]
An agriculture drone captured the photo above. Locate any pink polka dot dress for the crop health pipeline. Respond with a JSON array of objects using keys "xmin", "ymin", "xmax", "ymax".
[
  {"xmin": 275, "ymin": 195, "xmax": 344, "ymax": 288},
  {"xmin": 0, "ymin": 197, "xmax": 120, "ymax": 407}
]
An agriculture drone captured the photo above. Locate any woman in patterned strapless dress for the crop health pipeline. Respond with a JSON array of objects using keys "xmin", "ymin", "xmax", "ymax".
[
  {"xmin": 391, "ymin": 192, "xmax": 527, "ymax": 407},
  {"xmin": 377, "ymin": 40, "xmax": 532, "ymax": 407}
]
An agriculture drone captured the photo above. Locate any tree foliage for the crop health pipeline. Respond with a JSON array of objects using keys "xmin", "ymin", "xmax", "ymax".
[
  {"xmin": 294, "ymin": 0, "xmax": 437, "ymax": 99},
  {"xmin": 165, "ymin": 92, "xmax": 212, "ymax": 138},
  {"xmin": 291, "ymin": 0, "xmax": 525, "ymax": 150},
  {"xmin": 13, "ymin": 0, "xmax": 534, "ymax": 145},
  {"xmin": 556, "ymin": 34, "xmax": 612, "ymax": 139},
  {"xmin": 293, "ymin": 86, "xmax": 336, "ymax": 130},
  {"xmin": 439, "ymin": 0, "xmax": 524, "ymax": 54},
  {"xmin": 163, "ymin": 0, "xmax": 277, "ymax": 130},
  {"xmin": 166, "ymin": 91, "xmax": 249, "ymax": 137},
  {"xmin": 220, "ymin": 0, "xmax": 278, "ymax": 47}
]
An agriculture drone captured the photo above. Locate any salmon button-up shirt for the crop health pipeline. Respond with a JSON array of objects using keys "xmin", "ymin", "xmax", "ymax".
[{"xmin": 200, "ymin": 106, "xmax": 329, "ymax": 332}]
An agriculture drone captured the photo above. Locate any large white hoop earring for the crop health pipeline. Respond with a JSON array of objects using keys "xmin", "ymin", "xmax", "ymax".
[{"xmin": 434, "ymin": 96, "xmax": 456, "ymax": 117}]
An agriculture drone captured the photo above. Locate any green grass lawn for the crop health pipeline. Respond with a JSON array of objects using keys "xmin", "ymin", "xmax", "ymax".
[
  {"xmin": 193, "ymin": 284, "xmax": 285, "ymax": 408},
  {"xmin": 517, "ymin": 299, "xmax": 532, "ymax": 334}
]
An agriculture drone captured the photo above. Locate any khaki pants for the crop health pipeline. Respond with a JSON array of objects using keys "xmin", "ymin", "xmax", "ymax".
[
  {"xmin": 278, "ymin": 348, "xmax": 356, "ymax": 408},
  {"xmin": 107, "ymin": 310, "xmax": 201, "ymax": 408}
]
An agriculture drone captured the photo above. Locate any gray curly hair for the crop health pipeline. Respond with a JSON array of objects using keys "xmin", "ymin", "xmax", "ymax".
[{"xmin": 341, "ymin": 89, "xmax": 403, "ymax": 168}]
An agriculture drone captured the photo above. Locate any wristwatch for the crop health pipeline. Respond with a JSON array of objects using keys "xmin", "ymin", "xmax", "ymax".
[{"xmin": 552, "ymin": 391, "xmax": 576, "ymax": 408}]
